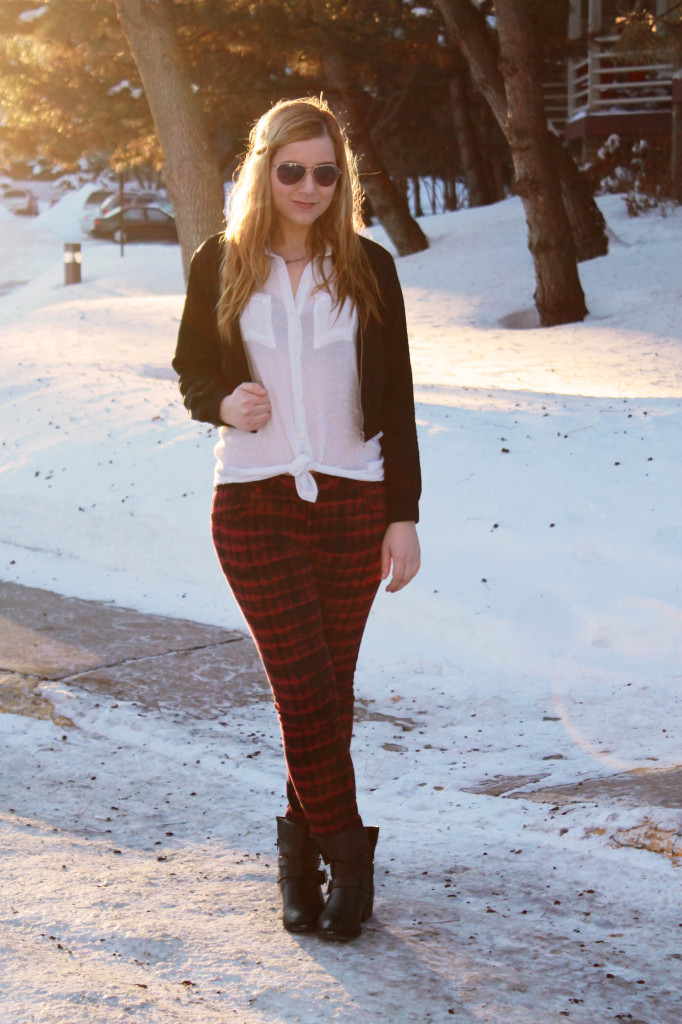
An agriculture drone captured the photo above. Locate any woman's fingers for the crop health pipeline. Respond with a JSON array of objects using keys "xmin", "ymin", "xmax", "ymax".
[
  {"xmin": 381, "ymin": 522, "xmax": 421, "ymax": 593},
  {"xmin": 241, "ymin": 382, "xmax": 271, "ymax": 429},
  {"xmin": 384, "ymin": 553, "xmax": 420, "ymax": 593},
  {"xmin": 221, "ymin": 383, "xmax": 272, "ymax": 430}
]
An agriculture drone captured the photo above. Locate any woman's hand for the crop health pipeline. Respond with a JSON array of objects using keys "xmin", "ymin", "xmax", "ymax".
[
  {"xmin": 220, "ymin": 383, "xmax": 271, "ymax": 431},
  {"xmin": 380, "ymin": 521, "xmax": 421, "ymax": 593}
]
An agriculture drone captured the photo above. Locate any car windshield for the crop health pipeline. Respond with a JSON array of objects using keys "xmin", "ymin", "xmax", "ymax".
[{"xmin": 85, "ymin": 191, "xmax": 113, "ymax": 206}]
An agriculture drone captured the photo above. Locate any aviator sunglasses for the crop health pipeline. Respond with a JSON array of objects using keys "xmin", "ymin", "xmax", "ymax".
[{"xmin": 273, "ymin": 161, "xmax": 341, "ymax": 188}]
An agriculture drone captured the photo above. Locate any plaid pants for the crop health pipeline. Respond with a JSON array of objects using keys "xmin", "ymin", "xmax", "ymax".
[{"xmin": 211, "ymin": 473, "xmax": 386, "ymax": 836}]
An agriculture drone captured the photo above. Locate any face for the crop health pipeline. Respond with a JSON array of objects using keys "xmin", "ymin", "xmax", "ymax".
[{"xmin": 269, "ymin": 134, "xmax": 339, "ymax": 238}]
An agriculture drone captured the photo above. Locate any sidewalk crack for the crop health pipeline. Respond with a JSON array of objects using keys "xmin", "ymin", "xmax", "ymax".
[{"xmin": 1, "ymin": 636, "xmax": 245, "ymax": 685}]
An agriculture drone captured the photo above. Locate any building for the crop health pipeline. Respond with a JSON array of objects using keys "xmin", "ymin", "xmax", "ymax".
[{"xmin": 544, "ymin": 0, "xmax": 679, "ymax": 165}]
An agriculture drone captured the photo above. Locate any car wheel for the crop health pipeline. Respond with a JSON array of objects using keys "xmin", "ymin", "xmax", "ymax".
[{"xmin": 113, "ymin": 229, "xmax": 128, "ymax": 244}]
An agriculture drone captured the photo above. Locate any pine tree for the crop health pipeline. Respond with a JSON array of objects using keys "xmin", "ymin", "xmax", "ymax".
[{"xmin": 0, "ymin": 0, "xmax": 155, "ymax": 172}]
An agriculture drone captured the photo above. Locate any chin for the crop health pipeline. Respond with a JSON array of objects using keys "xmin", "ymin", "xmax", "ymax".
[{"xmin": 286, "ymin": 213, "xmax": 319, "ymax": 229}]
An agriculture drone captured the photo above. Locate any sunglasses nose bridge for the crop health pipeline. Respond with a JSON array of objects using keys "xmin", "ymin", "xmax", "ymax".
[{"xmin": 298, "ymin": 166, "xmax": 316, "ymax": 188}]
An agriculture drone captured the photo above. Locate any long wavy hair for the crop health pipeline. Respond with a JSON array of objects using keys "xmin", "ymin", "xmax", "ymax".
[{"xmin": 217, "ymin": 96, "xmax": 381, "ymax": 337}]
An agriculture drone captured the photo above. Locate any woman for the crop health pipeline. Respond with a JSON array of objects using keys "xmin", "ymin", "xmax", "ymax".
[{"xmin": 173, "ymin": 96, "xmax": 421, "ymax": 942}]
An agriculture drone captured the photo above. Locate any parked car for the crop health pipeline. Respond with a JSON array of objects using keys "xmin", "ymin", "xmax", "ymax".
[
  {"xmin": 79, "ymin": 188, "xmax": 116, "ymax": 234},
  {"xmin": 0, "ymin": 187, "xmax": 39, "ymax": 216},
  {"xmin": 98, "ymin": 191, "xmax": 166, "ymax": 217},
  {"xmin": 90, "ymin": 205, "xmax": 178, "ymax": 243},
  {"xmin": 154, "ymin": 199, "xmax": 174, "ymax": 217}
]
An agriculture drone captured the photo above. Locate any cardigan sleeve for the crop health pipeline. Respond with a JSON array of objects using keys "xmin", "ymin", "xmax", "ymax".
[
  {"xmin": 172, "ymin": 236, "xmax": 232, "ymax": 427},
  {"xmin": 376, "ymin": 249, "xmax": 422, "ymax": 524}
]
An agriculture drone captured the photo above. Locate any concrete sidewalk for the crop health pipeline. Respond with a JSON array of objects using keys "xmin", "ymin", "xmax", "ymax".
[
  {"xmin": 1, "ymin": 579, "xmax": 680, "ymax": 815},
  {"xmin": 0, "ymin": 580, "xmax": 270, "ymax": 724}
]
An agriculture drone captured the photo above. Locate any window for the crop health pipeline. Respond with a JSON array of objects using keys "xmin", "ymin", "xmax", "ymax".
[{"xmin": 144, "ymin": 208, "xmax": 171, "ymax": 223}]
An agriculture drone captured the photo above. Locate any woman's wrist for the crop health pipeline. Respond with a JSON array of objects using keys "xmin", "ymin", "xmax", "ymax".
[{"xmin": 219, "ymin": 393, "xmax": 234, "ymax": 427}]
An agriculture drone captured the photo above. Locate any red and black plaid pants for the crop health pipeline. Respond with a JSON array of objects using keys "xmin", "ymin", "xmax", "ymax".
[{"xmin": 211, "ymin": 473, "xmax": 386, "ymax": 836}]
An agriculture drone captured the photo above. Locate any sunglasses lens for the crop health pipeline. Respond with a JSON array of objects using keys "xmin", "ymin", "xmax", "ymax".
[
  {"xmin": 313, "ymin": 164, "xmax": 341, "ymax": 187},
  {"xmin": 276, "ymin": 163, "xmax": 306, "ymax": 186}
]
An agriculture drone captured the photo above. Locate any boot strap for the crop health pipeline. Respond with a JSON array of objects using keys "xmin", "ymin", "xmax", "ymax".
[
  {"xmin": 278, "ymin": 862, "xmax": 327, "ymax": 884},
  {"xmin": 327, "ymin": 875, "xmax": 372, "ymax": 894},
  {"xmin": 327, "ymin": 857, "xmax": 372, "ymax": 879}
]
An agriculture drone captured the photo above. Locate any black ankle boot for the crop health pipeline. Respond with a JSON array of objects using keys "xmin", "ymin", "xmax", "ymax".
[
  {"xmin": 316, "ymin": 826, "xmax": 379, "ymax": 941},
  {"xmin": 276, "ymin": 817, "xmax": 326, "ymax": 933}
]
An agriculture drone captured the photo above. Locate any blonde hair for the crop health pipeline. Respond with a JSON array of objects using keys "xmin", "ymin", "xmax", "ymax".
[{"xmin": 217, "ymin": 96, "xmax": 380, "ymax": 336}]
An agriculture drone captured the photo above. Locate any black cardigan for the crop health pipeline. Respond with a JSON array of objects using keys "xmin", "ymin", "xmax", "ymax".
[{"xmin": 172, "ymin": 233, "xmax": 421, "ymax": 524}]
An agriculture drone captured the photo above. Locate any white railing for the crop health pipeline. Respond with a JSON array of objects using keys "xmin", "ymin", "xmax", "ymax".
[{"xmin": 567, "ymin": 35, "xmax": 674, "ymax": 119}]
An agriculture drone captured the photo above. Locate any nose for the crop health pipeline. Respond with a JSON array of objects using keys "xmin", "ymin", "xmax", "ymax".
[{"xmin": 296, "ymin": 169, "xmax": 317, "ymax": 195}]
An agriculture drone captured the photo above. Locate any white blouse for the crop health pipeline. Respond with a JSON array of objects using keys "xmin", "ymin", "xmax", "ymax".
[{"xmin": 213, "ymin": 253, "xmax": 384, "ymax": 502}]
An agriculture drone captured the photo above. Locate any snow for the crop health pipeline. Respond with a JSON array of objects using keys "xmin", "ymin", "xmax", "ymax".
[
  {"xmin": 18, "ymin": 4, "xmax": 48, "ymax": 21},
  {"xmin": 107, "ymin": 80, "xmax": 144, "ymax": 100},
  {"xmin": 1, "ymin": 194, "xmax": 681, "ymax": 1022}
]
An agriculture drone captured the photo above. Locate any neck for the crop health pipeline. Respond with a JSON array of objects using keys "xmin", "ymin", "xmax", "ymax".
[{"xmin": 271, "ymin": 224, "xmax": 312, "ymax": 257}]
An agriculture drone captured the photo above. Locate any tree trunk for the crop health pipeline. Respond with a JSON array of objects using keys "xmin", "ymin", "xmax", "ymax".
[
  {"xmin": 474, "ymin": 99, "xmax": 508, "ymax": 202},
  {"xmin": 444, "ymin": 174, "xmax": 459, "ymax": 211},
  {"xmin": 322, "ymin": 50, "xmax": 428, "ymax": 256},
  {"xmin": 495, "ymin": 0, "xmax": 587, "ymax": 326},
  {"xmin": 431, "ymin": 177, "xmax": 439, "ymax": 215},
  {"xmin": 411, "ymin": 175, "xmax": 424, "ymax": 218},
  {"xmin": 672, "ymin": 79, "xmax": 682, "ymax": 204},
  {"xmin": 552, "ymin": 132, "xmax": 609, "ymax": 262},
  {"xmin": 113, "ymin": 0, "xmax": 224, "ymax": 278},
  {"xmin": 448, "ymin": 47, "xmax": 493, "ymax": 207},
  {"xmin": 434, "ymin": 0, "xmax": 608, "ymax": 261}
]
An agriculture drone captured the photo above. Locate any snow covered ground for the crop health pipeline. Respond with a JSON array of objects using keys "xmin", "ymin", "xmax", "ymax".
[{"xmin": 1, "ymin": 192, "xmax": 681, "ymax": 1023}]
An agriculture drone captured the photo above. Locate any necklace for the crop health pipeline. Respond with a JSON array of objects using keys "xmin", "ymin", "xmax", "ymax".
[{"xmin": 273, "ymin": 251, "xmax": 308, "ymax": 265}]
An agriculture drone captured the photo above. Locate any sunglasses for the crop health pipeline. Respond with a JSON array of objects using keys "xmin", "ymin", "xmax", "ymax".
[{"xmin": 273, "ymin": 162, "xmax": 341, "ymax": 188}]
